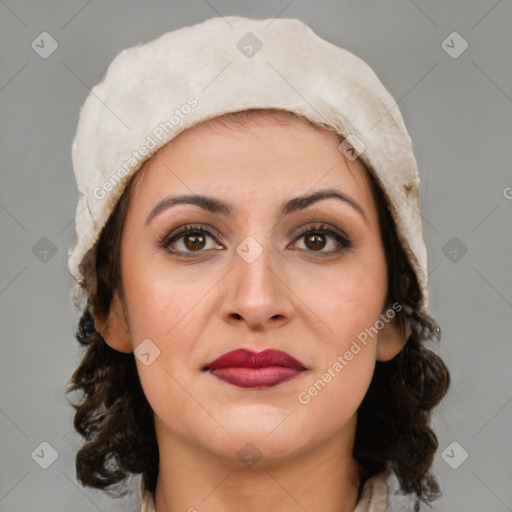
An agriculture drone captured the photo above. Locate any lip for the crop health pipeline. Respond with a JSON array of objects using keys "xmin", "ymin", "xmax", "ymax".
[{"xmin": 203, "ymin": 349, "xmax": 307, "ymax": 389}]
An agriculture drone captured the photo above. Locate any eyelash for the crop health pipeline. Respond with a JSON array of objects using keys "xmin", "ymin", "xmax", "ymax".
[{"xmin": 159, "ymin": 223, "xmax": 352, "ymax": 257}]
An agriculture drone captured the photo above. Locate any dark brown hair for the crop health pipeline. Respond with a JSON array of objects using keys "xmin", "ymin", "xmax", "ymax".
[{"xmin": 66, "ymin": 109, "xmax": 450, "ymax": 508}]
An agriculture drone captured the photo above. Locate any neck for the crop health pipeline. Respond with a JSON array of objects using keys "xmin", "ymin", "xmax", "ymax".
[{"xmin": 153, "ymin": 415, "xmax": 363, "ymax": 512}]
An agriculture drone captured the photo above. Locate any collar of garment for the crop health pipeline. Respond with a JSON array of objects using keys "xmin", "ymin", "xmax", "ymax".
[{"xmin": 137, "ymin": 471, "xmax": 389, "ymax": 512}]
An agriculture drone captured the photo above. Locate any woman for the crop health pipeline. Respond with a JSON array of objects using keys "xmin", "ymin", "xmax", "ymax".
[{"xmin": 66, "ymin": 16, "xmax": 449, "ymax": 512}]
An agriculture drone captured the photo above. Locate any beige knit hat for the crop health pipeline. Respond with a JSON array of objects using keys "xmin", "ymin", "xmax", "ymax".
[{"xmin": 68, "ymin": 15, "xmax": 428, "ymax": 316}]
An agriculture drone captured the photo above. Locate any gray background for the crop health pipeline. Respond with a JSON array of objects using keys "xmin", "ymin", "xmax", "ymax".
[{"xmin": 1, "ymin": 0, "xmax": 511, "ymax": 511}]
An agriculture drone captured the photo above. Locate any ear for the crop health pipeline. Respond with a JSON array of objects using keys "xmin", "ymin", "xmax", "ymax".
[
  {"xmin": 93, "ymin": 292, "xmax": 133, "ymax": 354},
  {"xmin": 376, "ymin": 312, "xmax": 412, "ymax": 362}
]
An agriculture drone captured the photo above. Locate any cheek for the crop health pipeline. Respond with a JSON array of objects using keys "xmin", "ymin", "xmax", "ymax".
[
  {"xmin": 291, "ymin": 259, "xmax": 384, "ymax": 414},
  {"xmin": 126, "ymin": 281, "xmax": 183, "ymax": 339},
  {"xmin": 121, "ymin": 260, "xmax": 217, "ymax": 393},
  {"xmin": 124, "ymin": 271, "xmax": 212, "ymax": 434},
  {"xmin": 300, "ymin": 257, "xmax": 387, "ymax": 350},
  {"xmin": 296, "ymin": 302, "xmax": 378, "ymax": 434},
  {"xmin": 122, "ymin": 253, "xmax": 206, "ymax": 341},
  {"xmin": 295, "ymin": 352, "xmax": 376, "ymax": 449}
]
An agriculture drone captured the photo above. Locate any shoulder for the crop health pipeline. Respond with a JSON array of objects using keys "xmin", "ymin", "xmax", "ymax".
[
  {"xmin": 353, "ymin": 471, "xmax": 389, "ymax": 512},
  {"xmin": 136, "ymin": 476, "xmax": 155, "ymax": 512},
  {"xmin": 134, "ymin": 471, "xmax": 389, "ymax": 512}
]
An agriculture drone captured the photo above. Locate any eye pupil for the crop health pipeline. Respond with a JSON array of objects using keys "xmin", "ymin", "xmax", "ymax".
[
  {"xmin": 185, "ymin": 233, "xmax": 206, "ymax": 251},
  {"xmin": 305, "ymin": 233, "xmax": 326, "ymax": 251}
]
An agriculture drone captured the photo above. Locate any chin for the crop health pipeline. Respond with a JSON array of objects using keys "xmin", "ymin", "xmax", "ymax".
[
  {"xmin": 192, "ymin": 417, "xmax": 317, "ymax": 465},
  {"xmin": 214, "ymin": 433, "xmax": 313, "ymax": 470}
]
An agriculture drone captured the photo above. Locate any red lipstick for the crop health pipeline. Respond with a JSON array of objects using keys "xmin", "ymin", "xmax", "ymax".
[{"xmin": 204, "ymin": 349, "xmax": 306, "ymax": 388}]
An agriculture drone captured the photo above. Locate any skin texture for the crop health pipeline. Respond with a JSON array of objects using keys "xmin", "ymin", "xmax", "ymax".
[{"xmin": 95, "ymin": 114, "xmax": 408, "ymax": 512}]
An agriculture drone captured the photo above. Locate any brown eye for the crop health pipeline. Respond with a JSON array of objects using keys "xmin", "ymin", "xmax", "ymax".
[
  {"xmin": 293, "ymin": 225, "xmax": 352, "ymax": 255},
  {"xmin": 161, "ymin": 225, "xmax": 222, "ymax": 255},
  {"xmin": 183, "ymin": 232, "xmax": 207, "ymax": 251},
  {"xmin": 304, "ymin": 232, "xmax": 327, "ymax": 251}
]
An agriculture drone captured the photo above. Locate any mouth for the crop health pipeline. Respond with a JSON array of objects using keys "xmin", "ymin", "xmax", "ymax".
[{"xmin": 203, "ymin": 348, "xmax": 307, "ymax": 389}]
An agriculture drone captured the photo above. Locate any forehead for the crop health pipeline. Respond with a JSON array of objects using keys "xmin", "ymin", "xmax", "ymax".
[{"xmin": 130, "ymin": 112, "xmax": 377, "ymax": 221}]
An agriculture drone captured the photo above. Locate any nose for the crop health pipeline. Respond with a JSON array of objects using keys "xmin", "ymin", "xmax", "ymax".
[{"xmin": 219, "ymin": 247, "xmax": 295, "ymax": 332}]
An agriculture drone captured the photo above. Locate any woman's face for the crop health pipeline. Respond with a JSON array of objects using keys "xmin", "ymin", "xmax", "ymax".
[{"xmin": 99, "ymin": 113, "xmax": 406, "ymax": 465}]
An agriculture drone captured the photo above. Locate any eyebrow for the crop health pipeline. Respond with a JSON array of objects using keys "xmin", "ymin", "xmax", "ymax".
[{"xmin": 145, "ymin": 188, "xmax": 368, "ymax": 226}]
